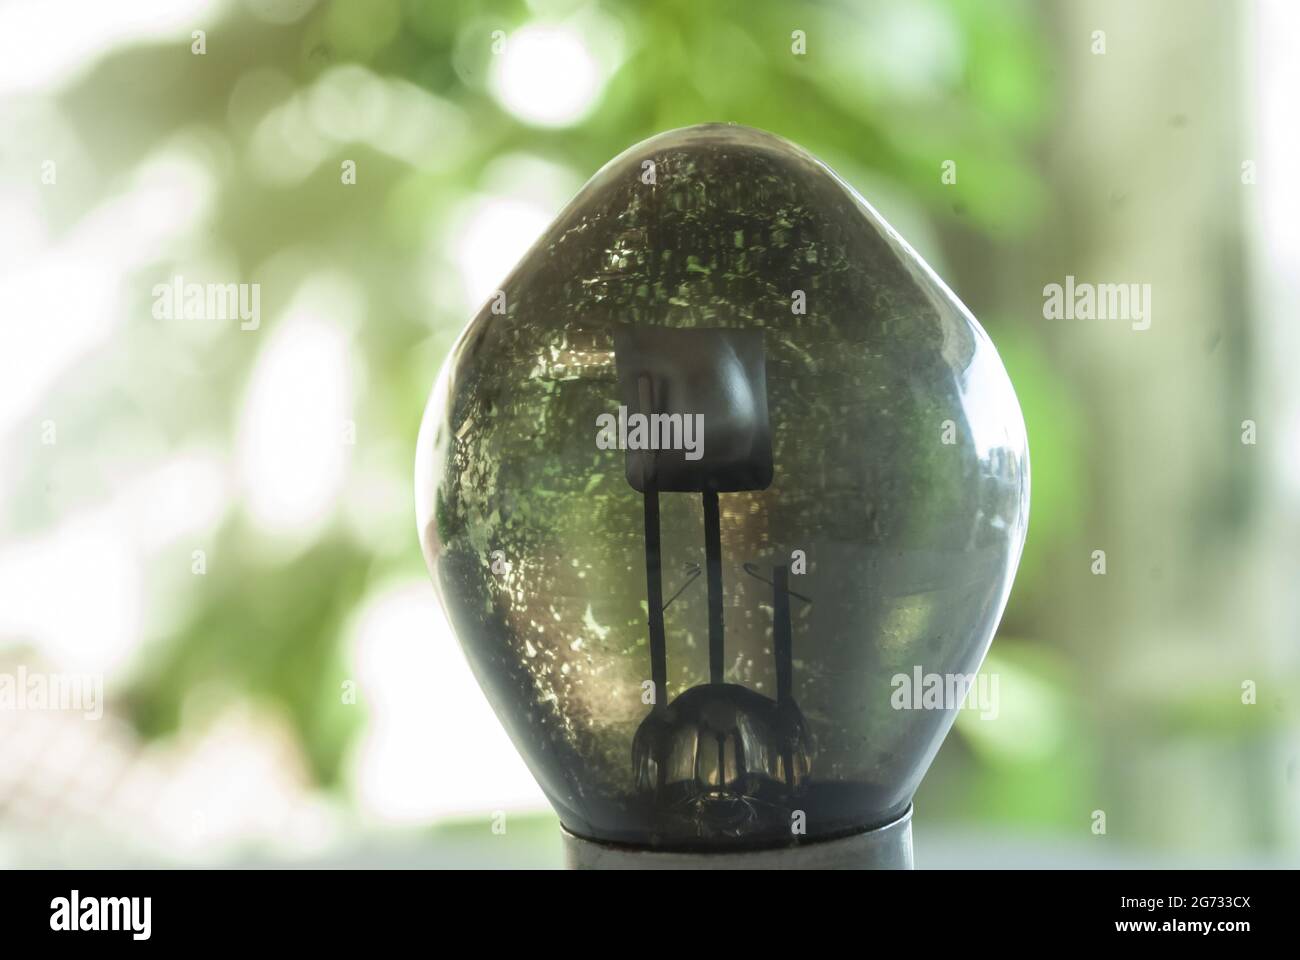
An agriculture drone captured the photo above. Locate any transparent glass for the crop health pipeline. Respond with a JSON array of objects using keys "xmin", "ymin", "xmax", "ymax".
[{"xmin": 416, "ymin": 124, "xmax": 1028, "ymax": 851}]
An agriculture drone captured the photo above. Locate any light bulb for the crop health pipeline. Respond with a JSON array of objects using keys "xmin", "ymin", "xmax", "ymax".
[{"xmin": 416, "ymin": 124, "xmax": 1028, "ymax": 868}]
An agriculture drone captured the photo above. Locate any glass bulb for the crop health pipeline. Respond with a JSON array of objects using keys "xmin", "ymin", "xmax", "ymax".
[{"xmin": 416, "ymin": 124, "xmax": 1028, "ymax": 853}]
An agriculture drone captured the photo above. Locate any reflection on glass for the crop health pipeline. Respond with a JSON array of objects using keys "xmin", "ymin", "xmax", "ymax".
[{"xmin": 416, "ymin": 124, "xmax": 1028, "ymax": 850}]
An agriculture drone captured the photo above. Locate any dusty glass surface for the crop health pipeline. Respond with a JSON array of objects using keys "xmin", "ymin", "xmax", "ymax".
[{"xmin": 416, "ymin": 124, "xmax": 1029, "ymax": 850}]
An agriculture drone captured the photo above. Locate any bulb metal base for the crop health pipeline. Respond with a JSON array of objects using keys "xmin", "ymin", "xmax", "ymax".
[{"xmin": 561, "ymin": 804, "xmax": 914, "ymax": 870}]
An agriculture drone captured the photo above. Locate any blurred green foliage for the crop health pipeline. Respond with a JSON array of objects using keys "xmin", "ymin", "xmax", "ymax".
[{"xmin": 52, "ymin": 0, "xmax": 1070, "ymax": 816}]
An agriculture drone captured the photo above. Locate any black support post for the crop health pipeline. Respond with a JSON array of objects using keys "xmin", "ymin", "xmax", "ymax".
[{"xmin": 703, "ymin": 489, "xmax": 724, "ymax": 684}]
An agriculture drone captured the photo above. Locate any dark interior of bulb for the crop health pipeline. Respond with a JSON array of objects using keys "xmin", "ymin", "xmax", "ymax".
[
  {"xmin": 617, "ymin": 327, "xmax": 810, "ymax": 839},
  {"xmin": 419, "ymin": 125, "xmax": 1029, "ymax": 853}
]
